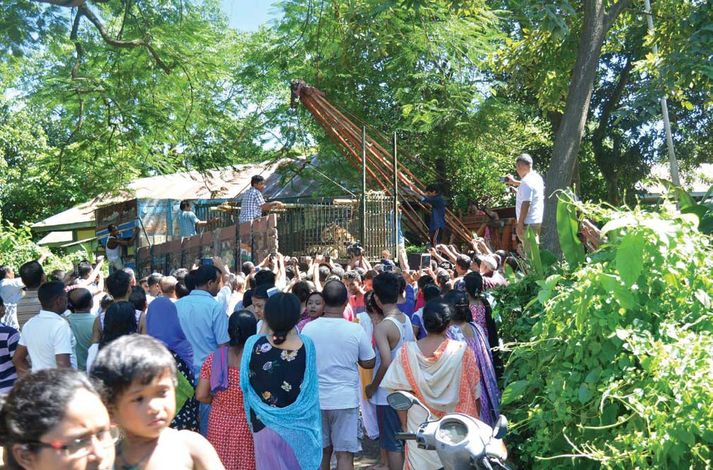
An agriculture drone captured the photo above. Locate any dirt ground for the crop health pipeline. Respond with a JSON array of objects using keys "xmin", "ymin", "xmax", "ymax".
[{"xmin": 355, "ymin": 436, "xmax": 381, "ymax": 468}]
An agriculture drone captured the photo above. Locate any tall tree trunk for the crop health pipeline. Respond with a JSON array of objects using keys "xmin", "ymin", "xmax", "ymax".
[
  {"xmin": 606, "ymin": 174, "xmax": 620, "ymax": 204},
  {"xmin": 540, "ymin": 0, "xmax": 630, "ymax": 253}
]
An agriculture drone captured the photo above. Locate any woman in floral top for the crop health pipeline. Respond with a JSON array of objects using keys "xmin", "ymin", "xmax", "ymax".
[{"xmin": 240, "ymin": 293, "xmax": 322, "ymax": 470}]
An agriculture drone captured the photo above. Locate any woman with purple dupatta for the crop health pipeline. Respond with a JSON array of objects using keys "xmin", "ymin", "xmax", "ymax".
[
  {"xmin": 146, "ymin": 296, "xmax": 199, "ymax": 431},
  {"xmin": 196, "ymin": 310, "xmax": 257, "ymax": 470},
  {"xmin": 444, "ymin": 289, "xmax": 501, "ymax": 427}
]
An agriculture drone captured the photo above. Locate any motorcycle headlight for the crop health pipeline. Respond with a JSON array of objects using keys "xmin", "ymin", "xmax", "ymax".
[{"xmin": 436, "ymin": 418, "xmax": 469, "ymax": 445}]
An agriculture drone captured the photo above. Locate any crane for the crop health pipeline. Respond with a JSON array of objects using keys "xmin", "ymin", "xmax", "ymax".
[{"xmin": 290, "ymin": 80, "xmax": 473, "ymax": 244}]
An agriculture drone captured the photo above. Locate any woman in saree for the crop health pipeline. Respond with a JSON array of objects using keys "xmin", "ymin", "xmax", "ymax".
[
  {"xmin": 239, "ymin": 292, "xmax": 322, "ymax": 470},
  {"xmin": 464, "ymin": 271, "xmax": 503, "ymax": 378},
  {"xmin": 443, "ymin": 288, "xmax": 501, "ymax": 427},
  {"xmin": 145, "ymin": 296, "xmax": 199, "ymax": 431},
  {"xmin": 382, "ymin": 300, "xmax": 480, "ymax": 470}
]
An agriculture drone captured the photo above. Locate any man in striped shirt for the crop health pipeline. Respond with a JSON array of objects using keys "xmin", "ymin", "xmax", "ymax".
[{"xmin": 0, "ymin": 296, "xmax": 20, "ymax": 394}]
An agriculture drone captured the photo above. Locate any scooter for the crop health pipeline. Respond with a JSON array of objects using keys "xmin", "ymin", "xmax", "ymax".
[{"xmin": 388, "ymin": 391, "xmax": 512, "ymax": 470}]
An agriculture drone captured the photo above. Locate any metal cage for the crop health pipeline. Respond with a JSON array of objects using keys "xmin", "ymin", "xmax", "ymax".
[{"xmin": 276, "ymin": 194, "xmax": 397, "ymax": 261}]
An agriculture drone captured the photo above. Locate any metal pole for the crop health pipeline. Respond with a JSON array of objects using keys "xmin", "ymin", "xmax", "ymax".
[
  {"xmin": 361, "ymin": 126, "xmax": 367, "ymax": 248},
  {"xmin": 392, "ymin": 132, "xmax": 399, "ymax": 261},
  {"xmin": 643, "ymin": 0, "xmax": 680, "ymax": 186}
]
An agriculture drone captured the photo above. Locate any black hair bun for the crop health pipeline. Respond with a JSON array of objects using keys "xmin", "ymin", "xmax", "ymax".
[{"xmin": 272, "ymin": 331, "xmax": 288, "ymax": 345}]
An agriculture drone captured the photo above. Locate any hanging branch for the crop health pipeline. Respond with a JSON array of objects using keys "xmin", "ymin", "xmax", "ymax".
[
  {"xmin": 70, "ymin": 10, "xmax": 83, "ymax": 79},
  {"xmin": 604, "ymin": 0, "xmax": 632, "ymax": 32},
  {"xmin": 117, "ymin": 0, "xmax": 132, "ymax": 39},
  {"xmin": 77, "ymin": 3, "xmax": 172, "ymax": 74}
]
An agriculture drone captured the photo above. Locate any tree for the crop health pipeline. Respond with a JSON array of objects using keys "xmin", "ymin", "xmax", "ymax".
[
  {"xmin": 540, "ymin": 0, "xmax": 631, "ymax": 252},
  {"xmin": 1, "ymin": 0, "xmax": 271, "ymax": 224},
  {"xmin": 235, "ymin": 0, "xmax": 550, "ymax": 216},
  {"xmin": 495, "ymin": 0, "xmax": 712, "ymax": 245}
]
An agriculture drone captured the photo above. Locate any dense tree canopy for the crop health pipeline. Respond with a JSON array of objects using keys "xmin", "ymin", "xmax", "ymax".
[{"xmin": 0, "ymin": 0, "xmax": 711, "ymax": 229}]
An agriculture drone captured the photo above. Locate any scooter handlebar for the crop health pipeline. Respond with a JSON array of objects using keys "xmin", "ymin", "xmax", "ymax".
[{"xmin": 394, "ymin": 432, "xmax": 418, "ymax": 441}]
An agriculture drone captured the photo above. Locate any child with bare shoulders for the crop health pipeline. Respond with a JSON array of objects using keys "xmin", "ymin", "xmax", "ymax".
[{"xmin": 90, "ymin": 334, "xmax": 225, "ymax": 470}]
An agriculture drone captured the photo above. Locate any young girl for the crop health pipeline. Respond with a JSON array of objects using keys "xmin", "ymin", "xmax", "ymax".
[
  {"xmin": 196, "ymin": 310, "xmax": 257, "ymax": 470},
  {"xmin": 296, "ymin": 291, "xmax": 324, "ymax": 332},
  {"xmin": 90, "ymin": 334, "xmax": 224, "ymax": 470}
]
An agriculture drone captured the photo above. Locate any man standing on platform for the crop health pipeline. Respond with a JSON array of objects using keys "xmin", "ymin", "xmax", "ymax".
[
  {"xmin": 105, "ymin": 224, "xmax": 138, "ymax": 272},
  {"xmin": 420, "ymin": 183, "xmax": 447, "ymax": 247},
  {"xmin": 178, "ymin": 200, "xmax": 209, "ymax": 239},
  {"xmin": 238, "ymin": 175, "xmax": 284, "ymax": 224}
]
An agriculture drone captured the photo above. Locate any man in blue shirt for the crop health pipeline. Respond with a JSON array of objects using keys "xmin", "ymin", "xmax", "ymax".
[
  {"xmin": 177, "ymin": 200, "xmax": 208, "ymax": 239},
  {"xmin": 421, "ymin": 183, "xmax": 447, "ymax": 247},
  {"xmin": 175, "ymin": 265, "xmax": 229, "ymax": 435}
]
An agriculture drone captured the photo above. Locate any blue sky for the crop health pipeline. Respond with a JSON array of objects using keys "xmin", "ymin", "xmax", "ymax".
[{"xmin": 220, "ymin": 0, "xmax": 280, "ymax": 31}]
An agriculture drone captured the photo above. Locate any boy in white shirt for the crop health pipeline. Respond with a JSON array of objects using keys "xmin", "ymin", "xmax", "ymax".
[{"xmin": 13, "ymin": 281, "xmax": 76, "ymax": 374}]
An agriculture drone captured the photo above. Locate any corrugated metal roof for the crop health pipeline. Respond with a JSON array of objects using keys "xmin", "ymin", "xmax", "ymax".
[
  {"xmin": 32, "ymin": 158, "xmax": 334, "ymax": 231},
  {"xmin": 640, "ymin": 163, "xmax": 712, "ymax": 195},
  {"xmin": 37, "ymin": 231, "xmax": 74, "ymax": 246}
]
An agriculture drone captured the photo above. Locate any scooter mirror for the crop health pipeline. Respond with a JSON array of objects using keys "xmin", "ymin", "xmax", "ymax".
[
  {"xmin": 387, "ymin": 391, "xmax": 415, "ymax": 411},
  {"xmin": 492, "ymin": 415, "xmax": 508, "ymax": 440}
]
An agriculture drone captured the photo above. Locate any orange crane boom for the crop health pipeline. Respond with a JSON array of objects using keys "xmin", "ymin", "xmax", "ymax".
[{"xmin": 291, "ymin": 80, "xmax": 473, "ymax": 243}]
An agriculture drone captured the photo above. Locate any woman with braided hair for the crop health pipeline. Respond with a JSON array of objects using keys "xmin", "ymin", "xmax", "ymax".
[
  {"xmin": 239, "ymin": 292, "xmax": 321, "ymax": 470},
  {"xmin": 444, "ymin": 287, "xmax": 501, "ymax": 428}
]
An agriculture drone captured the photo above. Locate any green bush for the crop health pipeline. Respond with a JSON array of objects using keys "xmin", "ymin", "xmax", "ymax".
[
  {"xmin": 0, "ymin": 219, "xmax": 89, "ymax": 275},
  {"xmin": 496, "ymin": 204, "xmax": 713, "ymax": 469}
]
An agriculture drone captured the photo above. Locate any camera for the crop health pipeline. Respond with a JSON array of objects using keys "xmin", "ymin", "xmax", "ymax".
[
  {"xmin": 347, "ymin": 242, "xmax": 364, "ymax": 258},
  {"xmin": 499, "ymin": 176, "xmax": 509, "ymax": 183}
]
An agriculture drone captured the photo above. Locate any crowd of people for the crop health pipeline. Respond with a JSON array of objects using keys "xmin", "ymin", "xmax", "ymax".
[
  {"xmin": 0, "ymin": 155, "xmax": 544, "ymax": 470},
  {"xmin": 0, "ymin": 236, "xmax": 519, "ymax": 470}
]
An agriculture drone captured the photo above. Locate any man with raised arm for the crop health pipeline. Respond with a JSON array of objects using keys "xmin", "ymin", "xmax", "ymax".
[{"xmin": 506, "ymin": 153, "xmax": 545, "ymax": 243}]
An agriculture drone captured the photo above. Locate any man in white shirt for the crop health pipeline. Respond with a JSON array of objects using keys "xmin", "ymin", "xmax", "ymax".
[
  {"xmin": 507, "ymin": 153, "xmax": 545, "ymax": 242},
  {"xmin": 302, "ymin": 281, "xmax": 376, "ymax": 470},
  {"xmin": 13, "ymin": 281, "xmax": 76, "ymax": 375},
  {"xmin": 0, "ymin": 265, "xmax": 24, "ymax": 328}
]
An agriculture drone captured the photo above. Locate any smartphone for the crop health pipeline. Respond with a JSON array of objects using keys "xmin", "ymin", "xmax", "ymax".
[
  {"xmin": 499, "ymin": 176, "xmax": 509, "ymax": 183},
  {"xmin": 201, "ymin": 258, "xmax": 214, "ymax": 266},
  {"xmin": 420, "ymin": 254, "xmax": 431, "ymax": 269}
]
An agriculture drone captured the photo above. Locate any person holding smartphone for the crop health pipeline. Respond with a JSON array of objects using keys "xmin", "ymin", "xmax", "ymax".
[{"xmin": 505, "ymin": 153, "xmax": 545, "ymax": 243}]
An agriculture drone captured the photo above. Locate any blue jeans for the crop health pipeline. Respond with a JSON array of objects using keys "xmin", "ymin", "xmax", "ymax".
[
  {"xmin": 194, "ymin": 374, "xmax": 210, "ymax": 436},
  {"xmin": 199, "ymin": 402, "xmax": 211, "ymax": 436}
]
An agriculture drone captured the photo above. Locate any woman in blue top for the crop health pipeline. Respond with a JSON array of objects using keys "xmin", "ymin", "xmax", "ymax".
[{"xmin": 240, "ymin": 292, "xmax": 322, "ymax": 470}]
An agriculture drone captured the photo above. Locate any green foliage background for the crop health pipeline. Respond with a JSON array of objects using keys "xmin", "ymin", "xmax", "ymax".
[
  {"xmin": 0, "ymin": 218, "xmax": 90, "ymax": 273},
  {"xmin": 493, "ymin": 201, "xmax": 713, "ymax": 468},
  {"xmin": 6, "ymin": 0, "xmax": 710, "ymax": 227}
]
